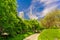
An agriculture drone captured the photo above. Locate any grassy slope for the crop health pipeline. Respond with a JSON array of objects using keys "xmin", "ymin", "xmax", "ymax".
[{"xmin": 38, "ymin": 29, "xmax": 60, "ymax": 40}]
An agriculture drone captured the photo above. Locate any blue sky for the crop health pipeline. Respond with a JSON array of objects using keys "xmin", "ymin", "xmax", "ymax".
[
  {"xmin": 17, "ymin": 0, "xmax": 60, "ymax": 19},
  {"xmin": 17, "ymin": 0, "xmax": 32, "ymax": 12}
]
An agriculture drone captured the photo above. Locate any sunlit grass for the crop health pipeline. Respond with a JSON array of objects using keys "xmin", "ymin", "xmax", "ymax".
[{"xmin": 38, "ymin": 29, "xmax": 60, "ymax": 40}]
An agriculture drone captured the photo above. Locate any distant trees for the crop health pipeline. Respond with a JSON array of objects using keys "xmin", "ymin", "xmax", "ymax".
[
  {"xmin": 21, "ymin": 19, "xmax": 42, "ymax": 33},
  {"xmin": 28, "ymin": 20, "xmax": 41, "ymax": 32},
  {"xmin": 40, "ymin": 10, "xmax": 60, "ymax": 28}
]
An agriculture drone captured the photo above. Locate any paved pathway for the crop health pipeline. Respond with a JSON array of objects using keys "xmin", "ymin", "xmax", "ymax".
[{"xmin": 24, "ymin": 33, "xmax": 40, "ymax": 40}]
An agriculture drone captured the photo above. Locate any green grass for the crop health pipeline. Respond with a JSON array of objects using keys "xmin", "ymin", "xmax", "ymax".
[{"xmin": 38, "ymin": 29, "xmax": 60, "ymax": 40}]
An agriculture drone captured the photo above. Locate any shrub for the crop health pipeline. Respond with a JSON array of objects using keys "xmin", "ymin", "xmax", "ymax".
[{"xmin": 38, "ymin": 29, "xmax": 60, "ymax": 40}]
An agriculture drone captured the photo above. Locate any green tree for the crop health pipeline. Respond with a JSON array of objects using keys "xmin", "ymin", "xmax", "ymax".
[
  {"xmin": 28, "ymin": 20, "xmax": 42, "ymax": 32},
  {"xmin": 0, "ymin": 0, "xmax": 19, "ymax": 37}
]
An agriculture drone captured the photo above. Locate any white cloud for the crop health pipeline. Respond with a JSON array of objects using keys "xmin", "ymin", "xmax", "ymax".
[
  {"xmin": 41, "ymin": 4, "xmax": 59, "ymax": 17},
  {"xmin": 28, "ymin": 5, "xmax": 38, "ymax": 20},
  {"xmin": 24, "ymin": 0, "xmax": 60, "ymax": 19},
  {"xmin": 29, "ymin": 14, "xmax": 38, "ymax": 20},
  {"xmin": 30, "ymin": 0, "xmax": 60, "ymax": 17},
  {"xmin": 26, "ymin": 0, "xmax": 42, "ymax": 19},
  {"xmin": 40, "ymin": 0, "xmax": 60, "ymax": 17},
  {"xmin": 40, "ymin": 0, "xmax": 59, "ymax": 4},
  {"xmin": 19, "ymin": 11, "xmax": 24, "ymax": 18}
]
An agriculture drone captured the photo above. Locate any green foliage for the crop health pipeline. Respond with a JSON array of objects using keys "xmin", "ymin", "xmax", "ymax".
[
  {"xmin": 0, "ymin": 32, "xmax": 34, "ymax": 40},
  {"xmin": 1, "ymin": 0, "xmax": 60, "ymax": 40},
  {"xmin": 38, "ymin": 29, "xmax": 60, "ymax": 40},
  {"xmin": 0, "ymin": 0, "xmax": 44, "ymax": 40},
  {"xmin": 0, "ymin": 0, "xmax": 19, "ymax": 37},
  {"xmin": 8, "ymin": 32, "xmax": 34, "ymax": 40},
  {"xmin": 24, "ymin": 19, "xmax": 43, "ymax": 33}
]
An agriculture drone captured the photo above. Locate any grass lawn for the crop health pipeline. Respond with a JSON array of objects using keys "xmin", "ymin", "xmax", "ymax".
[{"xmin": 38, "ymin": 29, "xmax": 60, "ymax": 40}]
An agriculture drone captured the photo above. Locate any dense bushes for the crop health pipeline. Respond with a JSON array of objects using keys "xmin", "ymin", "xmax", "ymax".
[{"xmin": 38, "ymin": 29, "xmax": 60, "ymax": 40}]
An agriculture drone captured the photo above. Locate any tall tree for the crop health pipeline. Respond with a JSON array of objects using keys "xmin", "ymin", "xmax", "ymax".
[
  {"xmin": 0, "ymin": 0, "xmax": 19, "ymax": 35},
  {"xmin": 40, "ymin": 10, "xmax": 60, "ymax": 28}
]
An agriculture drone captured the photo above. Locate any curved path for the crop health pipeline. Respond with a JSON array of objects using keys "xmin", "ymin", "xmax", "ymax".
[{"xmin": 24, "ymin": 33, "xmax": 40, "ymax": 40}]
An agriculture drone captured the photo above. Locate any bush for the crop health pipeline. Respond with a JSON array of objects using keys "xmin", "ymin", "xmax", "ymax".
[{"xmin": 38, "ymin": 29, "xmax": 60, "ymax": 40}]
